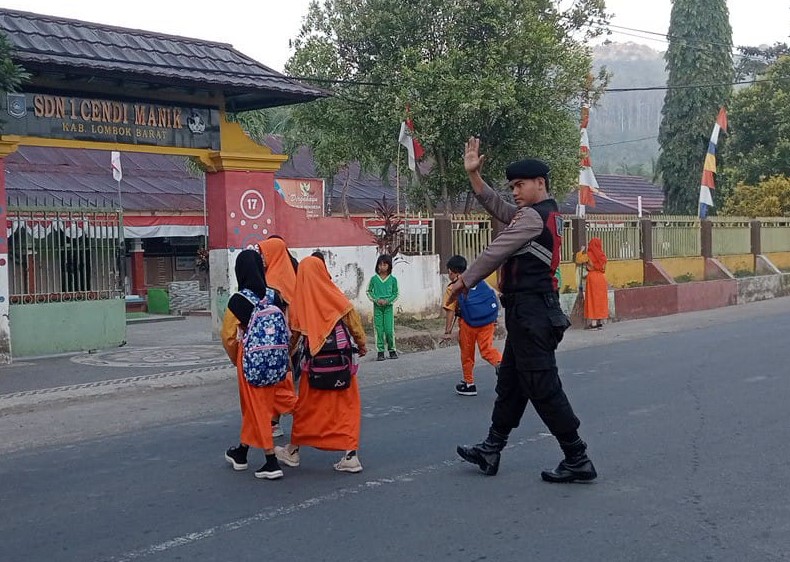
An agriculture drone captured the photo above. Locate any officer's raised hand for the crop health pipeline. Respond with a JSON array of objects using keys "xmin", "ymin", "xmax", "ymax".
[{"xmin": 464, "ymin": 137, "xmax": 486, "ymax": 174}]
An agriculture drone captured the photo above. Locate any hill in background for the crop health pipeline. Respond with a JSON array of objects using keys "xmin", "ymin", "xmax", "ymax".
[{"xmin": 588, "ymin": 42, "xmax": 666, "ymax": 180}]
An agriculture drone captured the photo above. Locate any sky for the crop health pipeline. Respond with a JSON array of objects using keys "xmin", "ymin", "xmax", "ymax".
[{"xmin": 1, "ymin": 0, "xmax": 788, "ymax": 71}]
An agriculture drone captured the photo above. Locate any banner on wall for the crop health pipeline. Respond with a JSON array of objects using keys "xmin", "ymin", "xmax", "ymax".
[{"xmin": 274, "ymin": 178, "xmax": 325, "ymax": 218}]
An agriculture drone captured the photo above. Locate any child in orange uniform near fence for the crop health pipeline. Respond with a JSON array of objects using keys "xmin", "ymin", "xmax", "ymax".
[
  {"xmin": 581, "ymin": 238, "xmax": 609, "ymax": 329},
  {"xmin": 442, "ymin": 255, "xmax": 502, "ymax": 396}
]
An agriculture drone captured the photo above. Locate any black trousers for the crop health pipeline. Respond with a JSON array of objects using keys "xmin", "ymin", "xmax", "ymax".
[{"xmin": 491, "ymin": 293, "xmax": 580, "ymax": 437}]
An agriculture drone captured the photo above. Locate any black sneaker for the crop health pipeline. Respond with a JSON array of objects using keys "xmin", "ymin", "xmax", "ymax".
[
  {"xmin": 255, "ymin": 456, "xmax": 284, "ymax": 480},
  {"xmin": 389, "ymin": 350, "xmax": 398, "ymax": 359},
  {"xmin": 376, "ymin": 352, "xmax": 386, "ymax": 361},
  {"xmin": 455, "ymin": 382, "xmax": 477, "ymax": 396},
  {"xmin": 225, "ymin": 444, "xmax": 249, "ymax": 471}
]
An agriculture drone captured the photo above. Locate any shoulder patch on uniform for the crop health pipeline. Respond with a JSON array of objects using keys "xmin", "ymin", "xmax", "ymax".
[{"xmin": 508, "ymin": 208, "xmax": 525, "ymax": 228}]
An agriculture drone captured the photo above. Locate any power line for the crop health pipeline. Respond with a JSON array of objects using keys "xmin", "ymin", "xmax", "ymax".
[
  {"xmin": 605, "ymin": 23, "xmax": 736, "ymax": 51},
  {"xmin": 606, "ymin": 77, "xmax": 790, "ymax": 92},
  {"xmin": 591, "ymin": 136, "xmax": 658, "ymax": 148}
]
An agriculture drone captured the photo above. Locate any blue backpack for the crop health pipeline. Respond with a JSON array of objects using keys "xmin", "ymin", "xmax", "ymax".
[
  {"xmin": 458, "ymin": 280, "xmax": 499, "ymax": 327},
  {"xmin": 239, "ymin": 288, "xmax": 291, "ymax": 387}
]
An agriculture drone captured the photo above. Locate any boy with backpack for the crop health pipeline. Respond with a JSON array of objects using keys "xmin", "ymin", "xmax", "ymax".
[{"xmin": 442, "ymin": 255, "xmax": 502, "ymax": 396}]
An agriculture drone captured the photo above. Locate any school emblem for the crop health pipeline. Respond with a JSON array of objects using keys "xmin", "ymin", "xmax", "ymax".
[
  {"xmin": 299, "ymin": 181, "xmax": 312, "ymax": 196},
  {"xmin": 6, "ymin": 93, "xmax": 26, "ymax": 119},
  {"xmin": 187, "ymin": 112, "xmax": 206, "ymax": 134}
]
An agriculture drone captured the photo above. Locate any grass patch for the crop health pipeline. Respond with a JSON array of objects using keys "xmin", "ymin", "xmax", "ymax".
[
  {"xmin": 361, "ymin": 314, "xmax": 444, "ymax": 334},
  {"xmin": 733, "ymin": 269, "xmax": 754, "ymax": 278},
  {"xmin": 126, "ymin": 312, "xmax": 150, "ymax": 320},
  {"xmin": 674, "ymin": 273, "xmax": 694, "ymax": 283}
]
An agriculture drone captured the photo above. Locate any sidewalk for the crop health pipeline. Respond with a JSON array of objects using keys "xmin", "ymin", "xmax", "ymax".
[{"xmin": 2, "ymin": 296, "xmax": 789, "ymax": 414}]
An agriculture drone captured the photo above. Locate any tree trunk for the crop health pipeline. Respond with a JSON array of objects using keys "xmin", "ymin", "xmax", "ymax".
[
  {"xmin": 340, "ymin": 168, "xmax": 351, "ymax": 218},
  {"xmin": 414, "ymin": 163, "xmax": 433, "ymax": 214},
  {"xmin": 325, "ymin": 175, "xmax": 334, "ymax": 216},
  {"xmin": 463, "ymin": 190, "xmax": 474, "ymax": 214},
  {"xmin": 436, "ymin": 151, "xmax": 451, "ymax": 215}
]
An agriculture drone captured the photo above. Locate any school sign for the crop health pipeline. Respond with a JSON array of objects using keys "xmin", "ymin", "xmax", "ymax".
[{"xmin": 2, "ymin": 93, "xmax": 221, "ymax": 150}]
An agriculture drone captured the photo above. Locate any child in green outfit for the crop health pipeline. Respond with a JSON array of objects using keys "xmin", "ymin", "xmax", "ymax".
[{"xmin": 367, "ymin": 254, "xmax": 399, "ymax": 361}]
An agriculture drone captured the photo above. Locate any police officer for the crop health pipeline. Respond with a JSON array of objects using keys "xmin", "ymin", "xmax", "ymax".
[{"xmin": 448, "ymin": 137, "xmax": 596, "ymax": 483}]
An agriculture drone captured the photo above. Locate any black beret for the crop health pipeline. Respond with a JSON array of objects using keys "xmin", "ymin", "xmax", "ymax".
[{"xmin": 505, "ymin": 158, "xmax": 550, "ymax": 181}]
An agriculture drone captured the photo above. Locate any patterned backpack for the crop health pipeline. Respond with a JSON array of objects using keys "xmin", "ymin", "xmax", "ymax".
[{"xmin": 239, "ymin": 288, "xmax": 290, "ymax": 387}]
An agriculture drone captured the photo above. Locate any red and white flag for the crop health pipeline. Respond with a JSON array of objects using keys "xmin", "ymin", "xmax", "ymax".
[
  {"xmin": 111, "ymin": 151, "xmax": 123, "ymax": 182},
  {"xmin": 398, "ymin": 117, "xmax": 425, "ymax": 172},
  {"xmin": 578, "ymin": 104, "xmax": 599, "ymax": 216}
]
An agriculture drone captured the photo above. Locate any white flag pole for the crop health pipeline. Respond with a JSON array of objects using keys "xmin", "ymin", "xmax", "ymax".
[
  {"xmin": 396, "ymin": 142, "xmax": 402, "ymax": 216},
  {"xmin": 112, "ymin": 151, "xmax": 123, "ymax": 212}
]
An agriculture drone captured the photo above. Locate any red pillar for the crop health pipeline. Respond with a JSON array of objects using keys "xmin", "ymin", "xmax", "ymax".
[
  {"xmin": 130, "ymin": 239, "xmax": 146, "ymax": 295},
  {"xmin": 0, "ymin": 155, "xmax": 11, "ymax": 361},
  {"xmin": 206, "ymin": 170, "xmax": 277, "ymax": 251}
]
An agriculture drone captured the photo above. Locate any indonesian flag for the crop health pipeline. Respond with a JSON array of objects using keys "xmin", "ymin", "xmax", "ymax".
[
  {"xmin": 699, "ymin": 107, "xmax": 727, "ymax": 218},
  {"xmin": 578, "ymin": 104, "xmax": 599, "ymax": 215},
  {"xmin": 398, "ymin": 117, "xmax": 425, "ymax": 172},
  {"xmin": 111, "ymin": 151, "xmax": 122, "ymax": 182}
]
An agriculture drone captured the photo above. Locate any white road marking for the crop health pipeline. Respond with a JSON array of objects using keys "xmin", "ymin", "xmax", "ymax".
[{"xmin": 105, "ymin": 433, "xmax": 550, "ymax": 562}]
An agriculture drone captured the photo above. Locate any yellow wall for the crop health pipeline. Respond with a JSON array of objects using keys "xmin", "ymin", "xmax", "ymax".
[
  {"xmin": 558, "ymin": 263, "xmax": 578, "ymax": 292},
  {"xmin": 557, "ymin": 260, "xmax": 644, "ymax": 291},
  {"xmin": 765, "ymin": 252, "xmax": 790, "ymax": 270},
  {"xmin": 605, "ymin": 260, "xmax": 644, "ymax": 288},
  {"xmin": 656, "ymin": 257, "xmax": 705, "ymax": 282},
  {"xmin": 717, "ymin": 254, "xmax": 754, "ymax": 274}
]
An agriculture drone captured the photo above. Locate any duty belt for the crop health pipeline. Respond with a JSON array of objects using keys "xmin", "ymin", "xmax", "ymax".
[{"xmin": 500, "ymin": 291, "xmax": 560, "ymax": 309}]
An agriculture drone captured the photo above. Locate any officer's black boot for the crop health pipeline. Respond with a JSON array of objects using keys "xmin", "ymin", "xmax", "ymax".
[
  {"xmin": 541, "ymin": 438, "xmax": 597, "ymax": 483},
  {"xmin": 457, "ymin": 428, "xmax": 508, "ymax": 476}
]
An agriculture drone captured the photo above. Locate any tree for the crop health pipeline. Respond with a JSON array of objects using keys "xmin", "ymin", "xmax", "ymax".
[
  {"xmin": 285, "ymin": 0, "xmax": 610, "ymax": 213},
  {"xmin": 657, "ymin": 0, "xmax": 733, "ymax": 214},
  {"xmin": 227, "ymin": 106, "xmax": 294, "ymax": 142},
  {"xmin": 0, "ymin": 32, "xmax": 30, "ymax": 121},
  {"xmin": 721, "ymin": 176, "xmax": 790, "ymax": 217},
  {"xmin": 720, "ymin": 55, "xmax": 790, "ymax": 187},
  {"xmin": 734, "ymin": 43, "xmax": 789, "ymax": 81}
]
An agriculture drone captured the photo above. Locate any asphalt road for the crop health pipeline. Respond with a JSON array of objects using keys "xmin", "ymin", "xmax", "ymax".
[{"xmin": 1, "ymin": 305, "xmax": 789, "ymax": 561}]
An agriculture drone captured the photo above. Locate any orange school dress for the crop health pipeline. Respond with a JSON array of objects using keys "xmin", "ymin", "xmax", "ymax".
[
  {"xmin": 221, "ymin": 309, "xmax": 297, "ymax": 450},
  {"xmin": 583, "ymin": 238, "xmax": 609, "ymax": 321},
  {"xmin": 288, "ymin": 256, "xmax": 368, "ymax": 451}
]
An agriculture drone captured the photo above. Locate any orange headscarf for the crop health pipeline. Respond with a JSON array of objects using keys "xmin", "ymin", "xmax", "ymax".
[
  {"xmin": 258, "ymin": 237, "xmax": 297, "ymax": 305},
  {"xmin": 290, "ymin": 256, "xmax": 353, "ymax": 356},
  {"xmin": 587, "ymin": 237, "xmax": 607, "ymax": 271}
]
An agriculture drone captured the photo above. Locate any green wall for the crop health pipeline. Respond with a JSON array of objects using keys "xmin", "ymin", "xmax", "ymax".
[{"xmin": 10, "ymin": 299, "xmax": 126, "ymax": 358}]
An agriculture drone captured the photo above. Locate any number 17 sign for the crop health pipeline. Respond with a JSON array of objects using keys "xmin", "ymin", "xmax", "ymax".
[{"xmin": 240, "ymin": 189, "xmax": 265, "ymax": 220}]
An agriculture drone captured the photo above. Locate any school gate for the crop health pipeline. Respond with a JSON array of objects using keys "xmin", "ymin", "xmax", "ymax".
[{"xmin": 0, "ymin": 8, "xmax": 374, "ymax": 361}]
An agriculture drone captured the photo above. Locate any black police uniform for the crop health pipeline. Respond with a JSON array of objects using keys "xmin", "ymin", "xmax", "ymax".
[{"xmin": 456, "ymin": 159, "xmax": 597, "ymax": 482}]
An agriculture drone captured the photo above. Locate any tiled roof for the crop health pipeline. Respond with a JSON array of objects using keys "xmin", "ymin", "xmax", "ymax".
[
  {"xmin": 559, "ymin": 189, "xmax": 648, "ymax": 215},
  {"xmin": 596, "ymin": 174, "xmax": 665, "ymax": 212},
  {"xmin": 0, "ymin": 8, "xmax": 327, "ymax": 111},
  {"xmin": 559, "ymin": 174, "xmax": 664, "ymax": 215},
  {"xmin": 6, "ymin": 146, "xmax": 204, "ymax": 212},
  {"xmin": 6, "ymin": 143, "xmax": 661, "ymax": 218}
]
